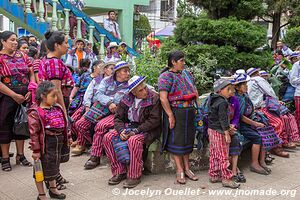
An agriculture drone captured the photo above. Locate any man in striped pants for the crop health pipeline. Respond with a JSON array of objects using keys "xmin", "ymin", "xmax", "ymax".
[{"xmin": 103, "ymin": 76, "xmax": 161, "ymax": 188}]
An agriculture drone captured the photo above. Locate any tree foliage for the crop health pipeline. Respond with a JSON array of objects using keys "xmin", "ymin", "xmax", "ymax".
[
  {"xmin": 174, "ymin": 17, "xmax": 266, "ymax": 52},
  {"xmin": 187, "ymin": 0, "xmax": 264, "ymax": 20},
  {"xmin": 133, "ymin": 14, "xmax": 152, "ymax": 39},
  {"xmin": 284, "ymin": 26, "xmax": 300, "ymax": 50}
]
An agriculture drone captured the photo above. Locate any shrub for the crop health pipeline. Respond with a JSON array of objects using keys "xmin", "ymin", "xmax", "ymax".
[{"xmin": 174, "ymin": 17, "xmax": 266, "ymax": 52}]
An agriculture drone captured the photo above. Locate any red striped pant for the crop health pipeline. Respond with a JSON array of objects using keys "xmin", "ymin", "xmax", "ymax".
[
  {"xmin": 295, "ymin": 97, "xmax": 300, "ymax": 130},
  {"xmin": 103, "ymin": 130, "xmax": 145, "ymax": 179},
  {"xmin": 75, "ymin": 117, "xmax": 93, "ymax": 146},
  {"xmin": 261, "ymin": 108, "xmax": 299, "ymax": 144},
  {"xmin": 70, "ymin": 106, "xmax": 85, "ymax": 136},
  {"xmin": 208, "ymin": 128, "xmax": 233, "ymax": 180},
  {"xmin": 260, "ymin": 108, "xmax": 286, "ymax": 143},
  {"xmin": 91, "ymin": 115, "xmax": 115, "ymax": 157},
  {"xmin": 280, "ymin": 113, "xmax": 300, "ymax": 142}
]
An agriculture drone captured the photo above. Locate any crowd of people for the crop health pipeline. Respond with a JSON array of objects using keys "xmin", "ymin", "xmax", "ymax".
[{"xmin": 1, "ymin": 28, "xmax": 300, "ymax": 200}]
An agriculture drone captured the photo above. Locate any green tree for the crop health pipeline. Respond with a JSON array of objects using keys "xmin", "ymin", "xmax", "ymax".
[
  {"xmin": 284, "ymin": 26, "xmax": 300, "ymax": 49},
  {"xmin": 187, "ymin": 0, "xmax": 264, "ymax": 20},
  {"xmin": 262, "ymin": 0, "xmax": 300, "ymax": 48}
]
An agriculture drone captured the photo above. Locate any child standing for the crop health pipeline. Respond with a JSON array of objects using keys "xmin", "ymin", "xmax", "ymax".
[
  {"xmin": 28, "ymin": 81, "xmax": 69, "ymax": 200},
  {"xmin": 228, "ymin": 84, "xmax": 246, "ymax": 183},
  {"xmin": 208, "ymin": 79, "xmax": 240, "ymax": 189}
]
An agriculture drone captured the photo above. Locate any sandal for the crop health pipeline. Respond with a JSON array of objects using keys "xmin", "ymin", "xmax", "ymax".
[
  {"xmin": 1, "ymin": 158, "xmax": 12, "ymax": 172},
  {"xmin": 37, "ymin": 193, "xmax": 46, "ymax": 200},
  {"xmin": 56, "ymin": 183, "xmax": 67, "ymax": 190},
  {"xmin": 176, "ymin": 172, "xmax": 186, "ymax": 184},
  {"xmin": 49, "ymin": 187, "xmax": 66, "ymax": 199},
  {"xmin": 16, "ymin": 154, "xmax": 32, "ymax": 166},
  {"xmin": 185, "ymin": 170, "xmax": 199, "ymax": 181},
  {"xmin": 56, "ymin": 173, "xmax": 69, "ymax": 184}
]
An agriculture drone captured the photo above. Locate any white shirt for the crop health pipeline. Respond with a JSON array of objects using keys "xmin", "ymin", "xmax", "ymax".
[
  {"xmin": 290, "ymin": 61, "xmax": 300, "ymax": 96},
  {"xmin": 247, "ymin": 76, "xmax": 278, "ymax": 108},
  {"xmin": 103, "ymin": 19, "xmax": 121, "ymax": 39}
]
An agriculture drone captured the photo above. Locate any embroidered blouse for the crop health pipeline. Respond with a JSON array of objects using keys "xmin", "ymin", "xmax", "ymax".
[
  {"xmin": 43, "ymin": 106, "xmax": 65, "ymax": 129},
  {"xmin": 0, "ymin": 50, "xmax": 32, "ymax": 88},
  {"xmin": 83, "ymin": 74, "xmax": 104, "ymax": 107},
  {"xmin": 158, "ymin": 70, "xmax": 197, "ymax": 108},
  {"xmin": 38, "ymin": 57, "xmax": 74, "ymax": 97}
]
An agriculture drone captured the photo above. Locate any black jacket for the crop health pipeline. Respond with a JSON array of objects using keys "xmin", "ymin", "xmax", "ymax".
[{"xmin": 208, "ymin": 93, "xmax": 230, "ymax": 134}]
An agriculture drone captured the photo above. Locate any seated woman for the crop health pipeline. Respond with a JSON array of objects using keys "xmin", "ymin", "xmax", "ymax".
[
  {"xmin": 70, "ymin": 61, "xmax": 115, "ymax": 146},
  {"xmin": 103, "ymin": 76, "xmax": 161, "ymax": 188},
  {"xmin": 247, "ymin": 68, "xmax": 300, "ymax": 155},
  {"xmin": 234, "ymin": 74, "xmax": 271, "ymax": 175}
]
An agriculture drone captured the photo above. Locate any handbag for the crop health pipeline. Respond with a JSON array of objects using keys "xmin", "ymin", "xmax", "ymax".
[
  {"xmin": 112, "ymin": 134, "xmax": 130, "ymax": 164},
  {"xmin": 68, "ymin": 95, "xmax": 83, "ymax": 115},
  {"xmin": 256, "ymin": 126, "xmax": 282, "ymax": 151},
  {"xmin": 265, "ymin": 96, "xmax": 289, "ymax": 116},
  {"xmin": 13, "ymin": 105, "xmax": 30, "ymax": 137},
  {"xmin": 84, "ymin": 101, "xmax": 110, "ymax": 124}
]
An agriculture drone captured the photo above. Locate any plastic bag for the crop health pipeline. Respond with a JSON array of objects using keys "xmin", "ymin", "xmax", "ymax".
[{"xmin": 13, "ymin": 105, "xmax": 30, "ymax": 137}]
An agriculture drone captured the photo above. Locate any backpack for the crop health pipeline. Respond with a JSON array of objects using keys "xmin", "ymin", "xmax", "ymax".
[{"xmin": 195, "ymin": 94, "xmax": 212, "ymax": 151}]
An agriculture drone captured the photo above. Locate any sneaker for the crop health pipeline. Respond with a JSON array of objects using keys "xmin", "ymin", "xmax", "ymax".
[
  {"xmin": 71, "ymin": 145, "xmax": 85, "ymax": 155},
  {"xmin": 222, "ymin": 179, "xmax": 240, "ymax": 189}
]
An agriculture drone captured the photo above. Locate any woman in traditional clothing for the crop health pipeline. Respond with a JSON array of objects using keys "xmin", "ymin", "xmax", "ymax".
[
  {"xmin": 0, "ymin": 31, "xmax": 36, "ymax": 171},
  {"xmin": 247, "ymin": 68, "xmax": 299, "ymax": 156},
  {"xmin": 234, "ymin": 73, "xmax": 276, "ymax": 175},
  {"xmin": 158, "ymin": 51, "xmax": 198, "ymax": 184},
  {"xmin": 38, "ymin": 31, "xmax": 74, "ymax": 115}
]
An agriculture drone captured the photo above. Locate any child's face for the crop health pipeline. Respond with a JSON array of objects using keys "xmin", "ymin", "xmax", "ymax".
[
  {"xmin": 219, "ymin": 85, "xmax": 232, "ymax": 99},
  {"xmin": 44, "ymin": 89, "xmax": 58, "ymax": 106},
  {"xmin": 235, "ymin": 82, "xmax": 248, "ymax": 94}
]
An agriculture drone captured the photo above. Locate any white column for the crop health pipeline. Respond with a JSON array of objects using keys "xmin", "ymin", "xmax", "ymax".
[
  {"xmin": 57, "ymin": 10, "xmax": 63, "ymax": 30},
  {"xmin": 63, "ymin": 8, "xmax": 70, "ymax": 36},
  {"xmin": 99, "ymin": 34, "xmax": 106, "ymax": 60},
  {"xmin": 88, "ymin": 25, "xmax": 94, "ymax": 47},
  {"xmin": 25, "ymin": 0, "xmax": 32, "ymax": 14},
  {"xmin": 38, "ymin": 0, "xmax": 45, "ymax": 22},
  {"xmin": 51, "ymin": 0, "xmax": 58, "ymax": 31},
  {"xmin": 76, "ymin": 17, "xmax": 82, "ymax": 39}
]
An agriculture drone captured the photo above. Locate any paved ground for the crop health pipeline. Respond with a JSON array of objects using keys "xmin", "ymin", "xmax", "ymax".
[{"xmin": 1, "ymin": 141, "xmax": 300, "ymax": 200}]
